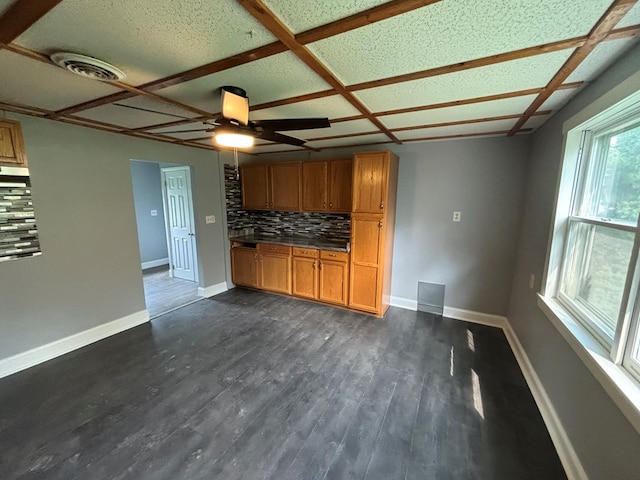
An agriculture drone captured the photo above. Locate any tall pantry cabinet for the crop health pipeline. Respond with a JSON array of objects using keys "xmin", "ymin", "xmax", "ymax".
[{"xmin": 349, "ymin": 151, "xmax": 399, "ymax": 317}]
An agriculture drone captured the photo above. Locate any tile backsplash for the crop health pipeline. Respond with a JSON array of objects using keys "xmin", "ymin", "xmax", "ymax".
[{"xmin": 224, "ymin": 164, "xmax": 350, "ymax": 241}]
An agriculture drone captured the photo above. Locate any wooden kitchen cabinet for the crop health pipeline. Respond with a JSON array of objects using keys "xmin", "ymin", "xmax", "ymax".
[
  {"xmin": 0, "ymin": 119, "xmax": 28, "ymax": 168},
  {"xmin": 328, "ymin": 158, "xmax": 352, "ymax": 212},
  {"xmin": 269, "ymin": 162, "xmax": 301, "ymax": 211},
  {"xmin": 241, "ymin": 164, "xmax": 269, "ymax": 210},
  {"xmin": 302, "ymin": 161, "xmax": 327, "ymax": 211},
  {"xmin": 258, "ymin": 244, "xmax": 292, "ymax": 294},
  {"xmin": 292, "ymin": 256, "xmax": 318, "ymax": 300},
  {"xmin": 231, "ymin": 247, "xmax": 259, "ymax": 288},
  {"xmin": 349, "ymin": 151, "xmax": 399, "ymax": 316},
  {"xmin": 352, "ymin": 152, "xmax": 388, "ymax": 214},
  {"xmin": 319, "ymin": 250, "xmax": 349, "ymax": 306},
  {"xmin": 349, "ymin": 214, "xmax": 383, "ymax": 313},
  {"xmin": 301, "ymin": 159, "xmax": 352, "ymax": 213}
]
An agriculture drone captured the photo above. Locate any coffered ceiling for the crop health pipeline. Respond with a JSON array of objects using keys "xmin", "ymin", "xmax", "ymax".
[{"xmin": 0, "ymin": 0, "xmax": 638, "ymax": 155}]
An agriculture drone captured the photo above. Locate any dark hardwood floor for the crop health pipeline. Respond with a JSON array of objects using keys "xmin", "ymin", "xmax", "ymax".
[{"xmin": 0, "ymin": 289, "xmax": 567, "ymax": 480}]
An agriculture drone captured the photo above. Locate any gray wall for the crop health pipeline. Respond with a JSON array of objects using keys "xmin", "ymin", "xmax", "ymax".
[
  {"xmin": 0, "ymin": 114, "xmax": 227, "ymax": 360},
  {"xmin": 507, "ymin": 43, "xmax": 640, "ymax": 479},
  {"xmin": 129, "ymin": 160, "xmax": 168, "ymax": 265},
  {"xmin": 255, "ymin": 137, "xmax": 529, "ymax": 316}
]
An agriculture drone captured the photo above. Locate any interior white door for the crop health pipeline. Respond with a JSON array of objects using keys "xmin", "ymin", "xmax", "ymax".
[{"xmin": 163, "ymin": 167, "xmax": 197, "ymax": 282}]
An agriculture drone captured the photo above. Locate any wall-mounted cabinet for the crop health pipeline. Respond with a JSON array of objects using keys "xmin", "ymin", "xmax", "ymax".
[
  {"xmin": 352, "ymin": 152, "xmax": 388, "ymax": 214},
  {"xmin": 241, "ymin": 164, "xmax": 269, "ymax": 210},
  {"xmin": 240, "ymin": 162, "xmax": 301, "ymax": 211},
  {"xmin": 301, "ymin": 159, "xmax": 352, "ymax": 213},
  {"xmin": 242, "ymin": 159, "xmax": 350, "ymax": 213},
  {"xmin": 0, "ymin": 119, "xmax": 28, "ymax": 168}
]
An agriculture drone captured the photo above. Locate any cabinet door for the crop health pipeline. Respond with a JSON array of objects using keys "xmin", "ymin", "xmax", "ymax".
[
  {"xmin": 231, "ymin": 248, "xmax": 258, "ymax": 288},
  {"xmin": 241, "ymin": 164, "xmax": 269, "ymax": 210},
  {"xmin": 328, "ymin": 158, "xmax": 352, "ymax": 212},
  {"xmin": 302, "ymin": 161, "xmax": 327, "ymax": 212},
  {"xmin": 352, "ymin": 152, "xmax": 388, "ymax": 214},
  {"xmin": 0, "ymin": 119, "xmax": 27, "ymax": 167},
  {"xmin": 319, "ymin": 259, "xmax": 349, "ymax": 306},
  {"xmin": 270, "ymin": 162, "xmax": 301, "ymax": 211},
  {"xmin": 259, "ymin": 253, "xmax": 292, "ymax": 294},
  {"xmin": 292, "ymin": 256, "xmax": 318, "ymax": 299},
  {"xmin": 349, "ymin": 214, "xmax": 384, "ymax": 313}
]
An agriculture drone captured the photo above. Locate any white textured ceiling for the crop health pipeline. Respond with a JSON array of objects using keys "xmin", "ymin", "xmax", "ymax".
[
  {"xmin": 308, "ymin": 0, "xmax": 612, "ymax": 85},
  {"xmin": 0, "ymin": 0, "xmax": 638, "ymax": 152},
  {"xmin": 14, "ymin": 0, "xmax": 276, "ymax": 86},
  {"xmin": 0, "ymin": 50, "xmax": 121, "ymax": 111},
  {"xmin": 157, "ymin": 52, "xmax": 331, "ymax": 112},
  {"xmin": 354, "ymin": 50, "xmax": 575, "ymax": 112}
]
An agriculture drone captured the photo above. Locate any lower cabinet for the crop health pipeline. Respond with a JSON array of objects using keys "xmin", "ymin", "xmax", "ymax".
[
  {"xmin": 319, "ymin": 251, "xmax": 349, "ymax": 306},
  {"xmin": 289, "ymin": 247, "xmax": 350, "ymax": 307},
  {"xmin": 231, "ymin": 247, "xmax": 259, "ymax": 288},
  {"xmin": 259, "ymin": 252, "xmax": 292, "ymax": 294}
]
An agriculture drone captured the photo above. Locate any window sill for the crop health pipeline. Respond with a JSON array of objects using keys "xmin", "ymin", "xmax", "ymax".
[{"xmin": 538, "ymin": 294, "xmax": 640, "ymax": 434}]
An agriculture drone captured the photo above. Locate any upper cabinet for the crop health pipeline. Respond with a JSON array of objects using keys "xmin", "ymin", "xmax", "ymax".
[
  {"xmin": 269, "ymin": 162, "xmax": 301, "ymax": 211},
  {"xmin": 302, "ymin": 161, "xmax": 327, "ymax": 211},
  {"xmin": 301, "ymin": 158, "xmax": 352, "ymax": 213},
  {"xmin": 242, "ymin": 159, "xmax": 350, "ymax": 213},
  {"xmin": 352, "ymin": 152, "xmax": 388, "ymax": 214},
  {"xmin": 0, "ymin": 119, "xmax": 28, "ymax": 168},
  {"xmin": 241, "ymin": 163, "xmax": 270, "ymax": 210},
  {"xmin": 328, "ymin": 158, "xmax": 352, "ymax": 213}
]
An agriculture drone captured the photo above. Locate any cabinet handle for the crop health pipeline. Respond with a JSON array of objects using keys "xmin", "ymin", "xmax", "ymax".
[
  {"xmin": 313, "ymin": 261, "xmax": 316, "ymax": 269},
  {"xmin": 328, "ymin": 253, "xmax": 336, "ymax": 257},
  {"xmin": 319, "ymin": 262, "xmax": 322, "ymax": 270},
  {"xmin": 380, "ymin": 202, "xmax": 384, "ymax": 210},
  {"xmin": 329, "ymin": 202, "xmax": 333, "ymax": 208},
  {"xmin": 379, "ymin": 221, "xmax": 383, "ymax": 228}
]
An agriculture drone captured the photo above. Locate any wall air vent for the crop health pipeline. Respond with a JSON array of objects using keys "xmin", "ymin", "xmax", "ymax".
[{"xmin": 49, "ymin": 52, "xmax": 126, "ymax": 82}]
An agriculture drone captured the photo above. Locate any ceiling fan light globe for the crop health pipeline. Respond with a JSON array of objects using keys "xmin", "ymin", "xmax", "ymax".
[{"xmin": 214, "ymin": 132, "xmax": 254, "ymax": 148}]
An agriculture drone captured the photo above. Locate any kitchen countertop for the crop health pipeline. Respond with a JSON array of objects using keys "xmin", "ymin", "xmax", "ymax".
[{"xmin": 230, "ymin": 234, "xmax": 350, "ymax": 253}]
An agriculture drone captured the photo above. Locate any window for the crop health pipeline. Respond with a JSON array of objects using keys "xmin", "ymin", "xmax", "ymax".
[{"xmin": 548, "ymin": 92, "xmax": 640, "ymax": 390}]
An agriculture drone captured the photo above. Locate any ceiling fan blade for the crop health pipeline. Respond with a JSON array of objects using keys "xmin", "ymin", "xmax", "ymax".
[
  {"xmin": 256, "ymin": 129, "xmax": 306, "ymax": 146},
  {"xmin": 159, "ymin": 128, "xmax": 214, "ymax": 134},
  {"xmin": 250, "ymin": 118, "xmax": 330, "ymax": 131}
]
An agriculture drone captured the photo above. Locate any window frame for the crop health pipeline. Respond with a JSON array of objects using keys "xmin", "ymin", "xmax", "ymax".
[{"xmin": 540, "ymin": 82, "xmax": 640, "ymax": 434}]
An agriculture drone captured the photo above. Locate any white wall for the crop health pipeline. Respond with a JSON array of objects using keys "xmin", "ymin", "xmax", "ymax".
[
  {"xmin": 0, "ymin": 114, "xmax": 227, "ymax": 361},
  {"xmin": 508, "ymin": 43, "xmax": 640, "ymax": 479}
]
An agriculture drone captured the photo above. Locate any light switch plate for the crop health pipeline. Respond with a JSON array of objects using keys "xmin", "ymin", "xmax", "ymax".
[
  {"xmin": 205, "ymin": 215, "xmax": 215, "ymax": 224},
  {"xmin": 150, "ymin": 210, "xmax": 158, "ymax": 216}
]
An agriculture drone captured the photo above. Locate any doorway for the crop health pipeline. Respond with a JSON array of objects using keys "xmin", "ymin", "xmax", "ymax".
[{"xmin": 130, "ymin": 160, "xmax": 201, "ymax": 318}]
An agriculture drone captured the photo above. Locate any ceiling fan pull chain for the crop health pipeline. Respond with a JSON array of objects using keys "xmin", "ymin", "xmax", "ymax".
[{"xmin": 234, "ymin": 147, "xmax": 240, "ymax": 180}]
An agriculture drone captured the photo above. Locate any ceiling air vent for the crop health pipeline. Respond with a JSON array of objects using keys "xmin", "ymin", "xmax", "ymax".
[{"xmin": 50, "ymin": 52, "xmax": 125, "ymax": 81}]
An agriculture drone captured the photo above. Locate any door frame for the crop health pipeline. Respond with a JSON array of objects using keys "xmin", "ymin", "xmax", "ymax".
[{"xmin": 161, "ymin": 166, "xmax": 199, "ymax": 282}]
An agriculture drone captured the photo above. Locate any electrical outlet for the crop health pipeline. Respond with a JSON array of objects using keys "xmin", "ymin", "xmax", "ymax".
[
  {"xmin": 205, "ymin": 215, "xmax": 215, "ymax": 224},
  {"xmin": 453, "ymin": 211, "xmax": 461, "ymax": 222},
  {"xmin": 529, "ymin": 274, "xmax": 535, "ymax": 289},
  {"xmin": 150, "ymin": 210, "xmax": 158, "ymax": 216}
]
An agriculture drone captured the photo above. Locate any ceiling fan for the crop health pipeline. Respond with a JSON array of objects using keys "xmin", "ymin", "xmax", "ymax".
[{"xmin": 156, "ymin": 86, "xmax": 331, "ymax": 148}]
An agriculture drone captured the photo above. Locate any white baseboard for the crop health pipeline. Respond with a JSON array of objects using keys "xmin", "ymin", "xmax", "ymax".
[
  {"xmin": 390, "ymin": 295, "xmax": 418, "ymax": 311},
  {"xmin": 141, "ymin": 257, "xmax": 169, "ymax": 270},
  {"xmin": 0, "ymin": 310, "xmax": 149, "ymax": 379},
  {"xmin": 198, "ymin": 281, "xmax": 229, "ymax": 298},
  {"xmin": 390, "ymin": 294, "xmax": 585, "ymax": 479},
  {"xmin": 390, "ymin": 296, "xmax": 508, "ymax": 328},
  {"xmin": 503, "ymin": 322, "xmax": 588, "ymax": 480}
]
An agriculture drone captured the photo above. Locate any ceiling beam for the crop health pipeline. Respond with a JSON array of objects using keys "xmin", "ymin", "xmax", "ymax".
[
  {"xmin": 405, "ymin": 129, "xmax": 532, "ymax": 143},
  {"xmin": 296, "ymin": 0, "xmax": 441, "ymax": 44},
  {"xmin": 237, "ymin": 0, "xmax": 401, "ymax": 144},
  {"xmin": 0, "ymin": 0, "xmax": 62, "ymax": 46},
  {"xmin": 508, "ymin": 0, "xmax": 638, "ymax": 135}
]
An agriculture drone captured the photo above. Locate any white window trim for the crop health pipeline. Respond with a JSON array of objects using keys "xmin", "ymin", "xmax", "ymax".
[{"xmin": 540, "ymin": 70, "xmax": 640, "ymax": 436}]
